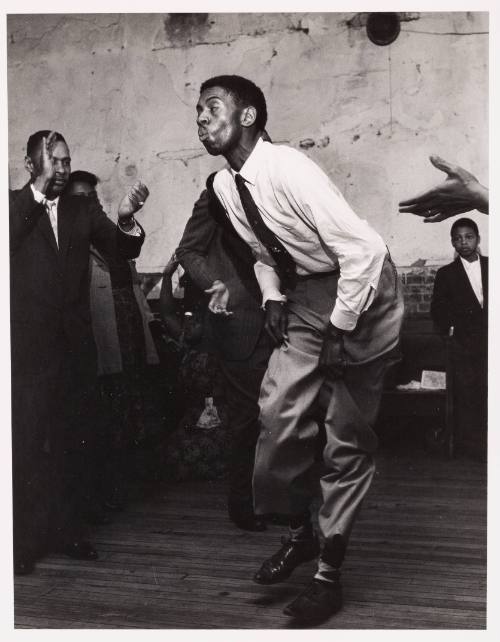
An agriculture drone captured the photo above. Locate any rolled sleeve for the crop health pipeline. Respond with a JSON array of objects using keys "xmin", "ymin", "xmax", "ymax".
[
  {"xmin": 330, "ymin": 240, "xmax": 387, "ymax": 329},
  {"xmin": 285, "ymin": 153, "xmax": 387, "ymax": 330}
]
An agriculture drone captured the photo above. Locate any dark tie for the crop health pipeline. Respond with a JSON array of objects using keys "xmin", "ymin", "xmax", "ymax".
[{"xmin": 234, "ymin": 173, "xmax": 296, "ymax": 289}]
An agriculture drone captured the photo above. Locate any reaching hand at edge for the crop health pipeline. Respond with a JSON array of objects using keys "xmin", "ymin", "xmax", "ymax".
[{"xmin": 398, "ymin": 155, "xmax": 488, "ymax": 222}]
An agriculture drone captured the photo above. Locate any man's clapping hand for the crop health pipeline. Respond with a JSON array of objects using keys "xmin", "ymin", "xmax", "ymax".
[
  {"xmin": 118, "ymin": 181, "xmax": 150, "ymax": 225},
  {"xmin": 31, "ymin": 131, "xmax": 57, "ymax": 194}
]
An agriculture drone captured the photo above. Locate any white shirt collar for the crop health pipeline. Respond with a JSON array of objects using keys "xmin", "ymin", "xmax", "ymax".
[
  {"xmin": 230, "ymin": 137, "xmax": 265, "ymax": 186},
  {"xmin": 460, "ymin": 255, "xmax": 480, "ymax": 270},
  {"xmin": 45, "ymin": 195, "xmax": 60, "ymax": 207}
]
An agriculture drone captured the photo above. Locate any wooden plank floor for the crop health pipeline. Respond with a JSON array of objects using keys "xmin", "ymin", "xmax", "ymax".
[{"xmin": 13, "ymin": 446, "xmax": 487, "ymax": 629}]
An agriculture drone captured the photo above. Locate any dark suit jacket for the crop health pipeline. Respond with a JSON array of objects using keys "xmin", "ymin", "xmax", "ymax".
[
  {"xmin": 431, "ymin": 255, "xmax": 488, "ymax": 353},
  {"xmin": 10, "ymin": 182, "xmax": 145, "ymax": 381},
  {"xmin": 175, "ymin": 188, "xmax": 265, "ymax": 361}
]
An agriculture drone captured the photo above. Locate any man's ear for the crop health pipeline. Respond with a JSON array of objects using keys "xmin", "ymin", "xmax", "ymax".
[
  {"xmin": 24, "ymin": 155, "xmax": 35, "ymax": 175},
  {"xmin": 241, "ymin": 106, "xmax": 257, "ymax": 128}
]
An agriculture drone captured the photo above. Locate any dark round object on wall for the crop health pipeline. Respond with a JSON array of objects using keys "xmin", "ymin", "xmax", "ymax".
[{"xmin": 366, "ymin": 12, "xmax": 401, "ymax": 46}]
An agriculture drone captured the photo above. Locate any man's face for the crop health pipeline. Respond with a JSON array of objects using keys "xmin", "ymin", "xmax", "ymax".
[
  {"xmin": 451, "ymin": 225, "xmax": 479, "ymax": 260},
  {"xmin": 29, "ymin": 139, "xmax": 71, "ymax": 197},
  {"xmin": 196, "ymin": 86, "xmax": 243, "ymax": 156}
]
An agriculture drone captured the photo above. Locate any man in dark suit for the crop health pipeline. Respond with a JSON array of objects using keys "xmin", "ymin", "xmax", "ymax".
[
  {"xmin": 10, "ymin": 130, "xmax": 148, "ymax": 574},
  {"xmin": 431, "ymin": 217, "xmax": 488, "ymax": 458},
  {"xmin": 175, "ymin": 185, "xmax": 273, "ymax": 531}
]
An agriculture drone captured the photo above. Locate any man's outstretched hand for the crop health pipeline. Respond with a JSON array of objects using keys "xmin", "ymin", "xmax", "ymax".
[
  {"xmin": 206, "ymin": 280, "xmax": 232, "ymax": 316},
  {"xmin": 399, "ymin": 155, "xmax": 488, "ymax": 222}
]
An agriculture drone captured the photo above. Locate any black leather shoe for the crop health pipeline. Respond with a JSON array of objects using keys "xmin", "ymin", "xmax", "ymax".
[
  {"xmin": 14, "ymin": 558, "xmax": 36, "ymax": 575},
  {"xmin": 253, "ymin": 535, "xmax": 319, "ymax": 584},
  {"xmin": 62, "ymin": 541, "xmax": 99, "ymax": 561},
  {"xmin": 283, "ymin": 578, "xmax": 343, "ymax": 624},
  {"xmin": 228, "ymin": 506, "xmax": 267, "ymax": 532}
]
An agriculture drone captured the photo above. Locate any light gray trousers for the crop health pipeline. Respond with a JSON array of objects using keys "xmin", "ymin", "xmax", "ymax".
[{"xmin": 253, "ymin": 257, "xmax": 403, "ymax": 542}]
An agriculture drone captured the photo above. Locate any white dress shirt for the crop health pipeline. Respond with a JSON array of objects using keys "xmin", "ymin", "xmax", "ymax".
[
  {"xmin": 460, "ymin": 255, "xmax": 484, "ymax": 307},
  {"xmin": 45, "ymin": 196, "xmax": 60, "ymax": 246},
  {"xmin": 30, "ymin": 183, "xmax": 142, "ymax": 239},
  {"xmin": 213, "ymin": 138, "xmax": 387, "ymax": 331}
]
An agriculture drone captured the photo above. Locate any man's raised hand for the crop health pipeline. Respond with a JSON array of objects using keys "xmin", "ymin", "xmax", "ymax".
[
  {"xmin": 118, "ymin": 181, "xmax": 150, "ymax": 221},
  {"xmin": 33, "ymin": 131, "xmax": 57, "ymax": 194}
]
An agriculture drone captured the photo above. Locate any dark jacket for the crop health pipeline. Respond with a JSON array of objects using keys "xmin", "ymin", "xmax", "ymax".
[
  {"xmin": 9, "ymin": 182, "xmax": 145, "ymax": 380},
  {"xmin": 431, "ymin": 255, "xmax": 488, "ymax": 353},
  {"xmin": 175, "ymin": 186, "xmax": 265, "ymax": 361}
]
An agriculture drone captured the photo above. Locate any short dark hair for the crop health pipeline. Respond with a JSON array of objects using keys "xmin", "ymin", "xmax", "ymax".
[
  {"xmin": 69, "ymin": 170, "xmax": 99, "ymax": 186},
  {"xmin": 450, "ymin": 217, "xmax": 479, "ymax": 237},
  {"xmin": 200, "ymin": 75, "xmax": 268, "ymax": 131},
  {"xmin": 26, "ymin": 130, "xmax": 66, "ymax": 157}
]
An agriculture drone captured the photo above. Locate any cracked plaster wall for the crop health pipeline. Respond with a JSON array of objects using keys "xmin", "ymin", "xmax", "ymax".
[{"xmin": 7, "ymin": 12, "xmax": 488, "ymax": 271}]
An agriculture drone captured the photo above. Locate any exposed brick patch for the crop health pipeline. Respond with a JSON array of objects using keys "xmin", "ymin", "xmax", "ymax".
[{"xmin": 398, "ymin": 265, "xmax": 442, "ymax": 319}]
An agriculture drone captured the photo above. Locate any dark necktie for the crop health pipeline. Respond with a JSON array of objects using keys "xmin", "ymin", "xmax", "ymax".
[{"xmin": 234, "ymin": 173, "xmax": 296, "ymax": 289}]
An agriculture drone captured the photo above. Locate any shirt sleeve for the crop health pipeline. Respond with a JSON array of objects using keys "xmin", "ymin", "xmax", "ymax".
[
  {"xmin": 118, "ymin": 218, "xmax": 142, "ymax": 236},
  {"xmin": 280, "ymin": 150, "xmax": 387, "ymax": 331},
  {"xmin": 254, "ymin": 261, "xmax": 287, "ymax": 307}
]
